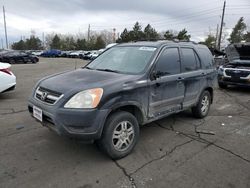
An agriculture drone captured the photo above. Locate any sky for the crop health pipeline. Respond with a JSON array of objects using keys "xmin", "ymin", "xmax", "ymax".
[{"xmin": 0, "ymin": 0, "xmax": 249, "ymax": 48}]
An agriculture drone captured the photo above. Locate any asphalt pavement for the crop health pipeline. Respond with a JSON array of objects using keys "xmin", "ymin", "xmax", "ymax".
[{"xmin": 0, "ymin": 58, "xmax": 250, "ymax": 188}]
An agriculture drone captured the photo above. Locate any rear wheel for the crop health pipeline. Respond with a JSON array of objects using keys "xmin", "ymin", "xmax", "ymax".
[
  {"xmin": 192, "ymin": 90, "xmax": 211, "ymax": 118},
  {"xmin": 97, "ymin": 111, "xmax": 139, "ymax": 159}
]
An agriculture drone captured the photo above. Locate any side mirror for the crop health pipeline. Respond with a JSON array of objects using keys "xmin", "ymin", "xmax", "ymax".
[{"xmin": 151, "ymin": 70, "xmax": 161, "ymax": 80}]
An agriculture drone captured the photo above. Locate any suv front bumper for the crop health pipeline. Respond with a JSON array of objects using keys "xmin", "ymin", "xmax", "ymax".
[
  {"xmin": 218, "ymin": 75, "xmax": 250, "ymax": 87},
  {"xmin": 28, "ymin": 97, "xmax": 109, "ymax": 140}
]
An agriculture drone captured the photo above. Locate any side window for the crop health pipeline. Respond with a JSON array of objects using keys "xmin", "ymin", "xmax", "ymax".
[
  {"xmin": 194, "ymin": 52, "xmax": 201, "ymax": 69},
  {"xmin": 181, "ymin": 48, "xmax": 199, "ymax": 72},
  {"xmin": 155, "ymin": 48, "xmax": 180, "ymax": 75}
]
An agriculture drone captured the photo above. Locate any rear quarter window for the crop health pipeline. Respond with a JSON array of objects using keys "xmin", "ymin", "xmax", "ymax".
[{"xmin": 197, "ymin": 48, "xmax": 214, "ymax": 69}]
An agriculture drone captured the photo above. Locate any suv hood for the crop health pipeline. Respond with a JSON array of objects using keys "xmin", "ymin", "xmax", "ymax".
[
  {"xmin": 223, "ymin": 60, "xmax": 250, "ymax": 70},
  {"xmin": 39, "ymin": 68, "xmax": 137, "ymax": 94},
  {"xmin": 226, "ymin": 43, "xmax": 250, "ymax": 62}
]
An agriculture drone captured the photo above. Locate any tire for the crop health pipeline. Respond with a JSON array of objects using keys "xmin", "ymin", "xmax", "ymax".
[
  {"xmin": 9, "ymin": 59, "xmax": 15, "ymax": 64},
  {"xmin": 97, "ymin": 111, "xmax": 139, "ymax": 159},
  {"xmin": 32, "ymin": 58, "xmax": 37, "ymax": 64},
  {"xmin": 23, "ymin": 59, "xmax": 28, "ymax": 64},
  {"xmin": 218, "ymin": 82, "xmax": 227, "ymax": 89},
  {"xmin": 192, "ymin": 90, "xmax": 211, "ymax": 118}
]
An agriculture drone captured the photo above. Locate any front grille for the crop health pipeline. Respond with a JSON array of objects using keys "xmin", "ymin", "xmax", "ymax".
[
  {"xmin": 224, "ymin": 77, "xmax": 248, "ymax": 84},
  {"xmin": 225, "ymin": 69, "xmax": 250, "ymax": 78},
  {"xmin": 35, "ymin": 87, "xmax": 63, "ymax": 105}
]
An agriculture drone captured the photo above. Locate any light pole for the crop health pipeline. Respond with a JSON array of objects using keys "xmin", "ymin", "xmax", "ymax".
[{"xmin": 3, "ymin": 6, "xmax": 9, "ymax": 49}]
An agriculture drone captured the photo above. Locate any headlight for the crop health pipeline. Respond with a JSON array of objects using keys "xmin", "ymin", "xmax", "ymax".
[
  {"xmin": 64, "ymin": 88, "xmax": 103, "ymax": 109},
  {"xmin": 218, "ymin": 66, "xmax": 224, "ymax": 74}
]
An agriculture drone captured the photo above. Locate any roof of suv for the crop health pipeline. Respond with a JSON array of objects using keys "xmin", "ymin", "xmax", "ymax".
[{"xmin": 117, "ymin": 40, "xmax": 205, "ymax": 48}]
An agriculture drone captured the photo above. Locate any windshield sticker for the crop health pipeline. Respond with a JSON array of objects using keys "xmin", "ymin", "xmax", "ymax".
[{"xmin": 139, "ymin": 47, "xmax": 157, "ymax": 51}]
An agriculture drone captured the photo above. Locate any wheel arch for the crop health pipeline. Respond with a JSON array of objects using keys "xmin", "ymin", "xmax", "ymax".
[
  {"xmin": 204, "ymin": 87, "xmax": 213, "ymax": 103},
  {"xmin": 106, "ymin": 102, "xmax": 145, "ymax": 126}
]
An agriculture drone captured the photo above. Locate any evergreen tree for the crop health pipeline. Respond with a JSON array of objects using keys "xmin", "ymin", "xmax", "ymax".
[
  {"xmin": 86, "ymin": 36, "xmax": 96, "ymax": 50},
  {"xmin": 177, "ymin": 29, "xmax": 191, "ymax": 41},
  {"xmin": 131, "ymin": 22, "xmax": 145, "ymax": 41},
  {"xmin": 244, "ymin": 32, "xmax": 250, "ymax": 42},
  {"xmin": 118, "ymin": 28, "xmax": 131, "ymax": 42},
  {"xmin": 50, "ymin": 34, "xmax": 61, "ymax": 49},
  {"xmin": 228, "ymin": 17, "xmax": 246, "ymax": 43},
  {"xmin": 94, "ymin": 36, "xmax": 105, "ymax": 49},
  {"xmin": 62, "ymin": 36, "xmax": 76, "ymax": 50},
  {"xmin": 12, "ymin": 36, "xmax": 42, "ymax": 50},
  {"xmin": 144, "ymin": 24, "xmax": 159, "ymax": 40},
  {"xmin": 200, "ymin": 34, "xmax": 216, "ymax": 48},
  {"xmin": 12, "ymin": 40, "xmax": 26, "ymax": 50},
  {"xmin": 164, "ymin": 30, "xmax": 175, "ymax": 40},
  {"xmin": 76, "ymin": 39, "xmax": 87, "ymax": 50},
  {"xmin": 25, "ymin": 36, "xmax": 42, "ymax": 50}
]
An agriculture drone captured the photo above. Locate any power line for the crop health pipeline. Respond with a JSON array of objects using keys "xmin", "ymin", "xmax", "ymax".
[
  {"xmin": 92, "ymin": 14, "xmax": 220, "ymax": 30},
  {"xmin": 91, "ymin": 7, "xmax": 222, "ymax": 29},
  {"xmin": 106, "ymin": 1, "xmax": 224, "ymax": 25}
]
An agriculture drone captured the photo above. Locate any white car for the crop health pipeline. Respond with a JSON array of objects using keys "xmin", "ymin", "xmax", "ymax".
[
  {"xmin": 69, "ymin": 50, "xmax": 85, "ymax": 58},
  {"xmin": 89, "ymin": 51, "xmax": 99, "ymax": 60},
  {"xmin": 0, "ymin": 62, "xmax": 16, "ymax": 93},
  {"xmin": 31, "ymin": 50, "xmax": 44, "ymax": 56}
]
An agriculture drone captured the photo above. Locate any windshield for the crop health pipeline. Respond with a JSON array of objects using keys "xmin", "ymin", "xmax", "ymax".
[{"xmin": 86, "ymin": 46, "xmax": 157, "ymax": 74}]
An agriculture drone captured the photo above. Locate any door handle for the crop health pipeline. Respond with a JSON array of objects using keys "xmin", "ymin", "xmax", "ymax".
[
  {"xmin": 177, "ymin": 77, "xmax": 184, "ymax": 81},
  {"xmin": 201, "ymin": 72, "xmax": 206, "ymax": 76}
]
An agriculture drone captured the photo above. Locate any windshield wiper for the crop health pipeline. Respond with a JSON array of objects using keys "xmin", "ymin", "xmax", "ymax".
[
  {"xmin": 95, "ymin": 68, "xmax": 120, "ymax": 73},
  {"xmin": 84, "ymin": 66, "xmax": 93, "ymax": 70}
]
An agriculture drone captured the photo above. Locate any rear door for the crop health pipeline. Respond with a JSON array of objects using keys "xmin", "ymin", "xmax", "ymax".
[
  {"xmin": 148, "ymin": 47, "xmax": 185, "ymax": 118},
  {"xmin": 180, "ymin": 47, "xmax": 204, "ymax": 108}
]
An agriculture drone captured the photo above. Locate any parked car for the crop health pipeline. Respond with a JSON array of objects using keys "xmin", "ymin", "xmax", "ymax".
[
  {"xmin": 59, "ymin": 51, "xmax": 72, "ymax": 58},
  {"xmin": 41, "ymin": 49, "xmax": 61, "ymax": 57},
  {"xmin": 68, "ymin": 51, "xmax": 85, "ymax": 58},
  {"xmin": 80, "ymin": 51, "xmax": 91, "ymax": 60},
  {"xmin": 0, "ymin": 51, "xmax": 39, "ymax": 64},
  {"xmin": 0, "ymin": 62, "xmax": 16, "ymax": 93},
  {"xmin": 89, "ymin": 50, "xmax": 99, "ymax": 60},
  {"xmin": 31, "ymin": 50, "xmax": 44, "ymax": 56},
  {"xmin": 218, "ymin": 43, "xmax": 250, "ymax": 88},
  {"xmin": 28, "ymin": 41, "xmax": 216, "ymax": 159}
]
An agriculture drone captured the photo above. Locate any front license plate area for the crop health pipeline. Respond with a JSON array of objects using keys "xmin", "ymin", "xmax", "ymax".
[{"xmin": 33, "ymin": 106, "xmax": 43, "ymax": 122}]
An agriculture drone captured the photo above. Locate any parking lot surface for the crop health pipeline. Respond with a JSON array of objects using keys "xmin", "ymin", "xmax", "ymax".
[{"xmin": 0, "ymin": 58, "xmax": 250, "ymax": 188}]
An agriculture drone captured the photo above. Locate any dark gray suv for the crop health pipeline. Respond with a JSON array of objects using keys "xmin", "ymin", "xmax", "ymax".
[{"xmin": 28, "ymin": 41, "xmax": 216, "ymax": 159}]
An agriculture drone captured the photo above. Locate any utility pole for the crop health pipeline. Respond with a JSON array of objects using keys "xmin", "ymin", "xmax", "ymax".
[
  {"xmin": 215, "ymin": 24, "xmax": 219, "ymax": 49},
  {"xmin": 42, "ymin": 32, "xmax": 45, "ymax": 49},
  {"xmin": 3, "ymin": 6, "xmax": 9, "ymax": 49},
  {"xmin": 87, "ymin": 24, "xmax": 90, "ymax": 42},
  {"xmin": 113, "ymin": 28, "xmax": 116, "ymax": 42},
  {"xmin": 218, "ymin": 0, "xmax": 226, "ymax": 50},
  {"xmin": 1, "ymin": 38, "xmax": 3, "ymax": 49}
]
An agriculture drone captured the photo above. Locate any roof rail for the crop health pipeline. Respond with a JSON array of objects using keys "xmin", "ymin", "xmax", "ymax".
[
  {"xmin": 172, "ymin": 39, "xmax": 198, "ymax": 45},
  {"xmin": 121, "ymin": 39, "xmax": 199, "ymax": 45}
]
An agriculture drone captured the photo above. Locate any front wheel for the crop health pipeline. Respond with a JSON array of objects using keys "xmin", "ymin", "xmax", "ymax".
[
  {"xmin": 97, "ymin": 111, "xmax": 139, "ymax": 159},
  {"xmin": 192, "ymin": 91, "xmax": 211, "ymax": 118}
]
